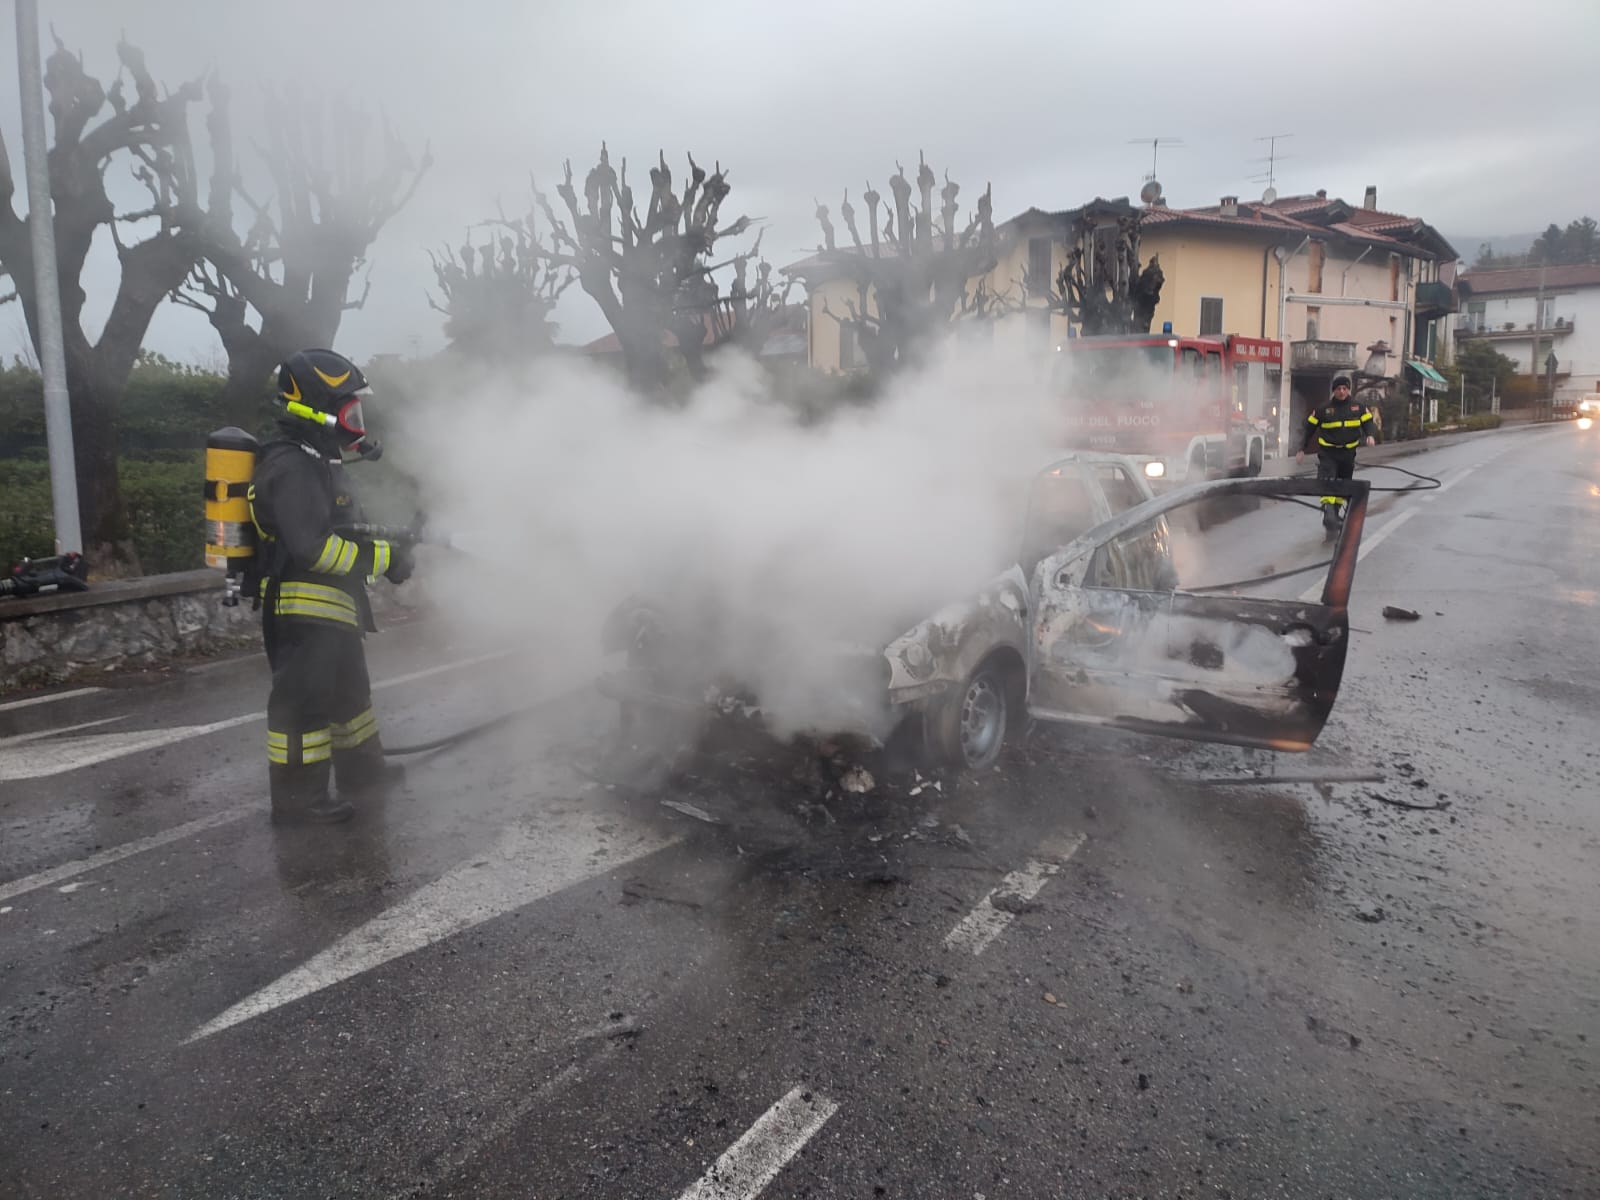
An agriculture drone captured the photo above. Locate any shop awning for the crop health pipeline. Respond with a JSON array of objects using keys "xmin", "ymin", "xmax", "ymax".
[{"xmin": 1408, "ymin": 359, "xmax": 1448, "ymax": 387}]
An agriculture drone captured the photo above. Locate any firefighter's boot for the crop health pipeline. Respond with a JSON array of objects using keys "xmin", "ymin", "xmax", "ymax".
[
  {"xmin": 1321, "ymin": 501, "xmax": 1342, "ymax": 539},
  {"xmin": 270, "ymin": 762, "xmax": 353, "ymax": 826}
]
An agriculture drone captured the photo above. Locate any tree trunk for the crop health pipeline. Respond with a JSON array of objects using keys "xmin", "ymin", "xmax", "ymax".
[{"xmin": 65, "ymin": 359, "xmax": 139, "ymax": 575}]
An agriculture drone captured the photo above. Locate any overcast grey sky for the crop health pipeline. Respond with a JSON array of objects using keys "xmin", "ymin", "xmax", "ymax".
[{"xmin": 4, "ymin": 0, "xmax": 1597, "ymax": 365}]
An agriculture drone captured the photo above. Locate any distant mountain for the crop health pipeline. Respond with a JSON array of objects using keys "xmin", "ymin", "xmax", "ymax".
[{"xmin": 1447, "ymin": 233, "xmax": 1540, "ymax": 263}]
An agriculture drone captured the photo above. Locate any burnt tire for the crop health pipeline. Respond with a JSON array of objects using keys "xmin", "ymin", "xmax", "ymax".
[{"xmin": 927, "ymin": 660, "xmax": 1013, "ymax": 772}]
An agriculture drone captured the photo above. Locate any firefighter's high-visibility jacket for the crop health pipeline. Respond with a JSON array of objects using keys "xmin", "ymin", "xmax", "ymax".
[
  {"xmin": 1303, "ymin": 399, "xmax": 1377, "ymax": 454},
  {"xmin": 248, "ymin": 439, "xmax": 396, "ymax": 633}
]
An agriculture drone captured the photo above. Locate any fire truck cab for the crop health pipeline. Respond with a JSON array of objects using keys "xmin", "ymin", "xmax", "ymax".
[{"xmin": 1054, "ymin": 327, "xmax": 1284, "ymax": 489}]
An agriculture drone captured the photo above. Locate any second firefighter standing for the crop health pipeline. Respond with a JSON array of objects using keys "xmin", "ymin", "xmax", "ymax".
[
  {"xmin": 1298, "ymin": 373, "xmax": 1377, "ymax": 535},
  {"xmin": 249, "ymin": 349, "xmax": 414, "ymax": 826}
]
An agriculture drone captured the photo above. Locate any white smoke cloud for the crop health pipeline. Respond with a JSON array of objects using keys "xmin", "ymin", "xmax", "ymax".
[{"xmin": 394, "ymin": 338, "xmax": 1077, "ymax": 739}]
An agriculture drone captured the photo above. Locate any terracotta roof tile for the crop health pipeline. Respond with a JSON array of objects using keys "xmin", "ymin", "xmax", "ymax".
[{"xmin": 1459, "ymin": 263, "xmax": 1600, "ymax": 293}]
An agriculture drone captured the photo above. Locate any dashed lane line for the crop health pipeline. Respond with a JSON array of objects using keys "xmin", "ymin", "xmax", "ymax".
[
  {"xmin": 0, "ymin": 687, "xmax": 106, "ymax": 713},
  {"xmin": 0, "ymin": 806, "xmax": 253, "ymax": 904},
  {"xmin": 186, "ymin": 815, "xmax": 680, "ymax": 1043},
  {"xmin": 943, "ymin": 834, "xmax": 1085, "ymax": 956},
  {"xmin": 675, "ymin": 1085, "xmax": 840, "ymax": 1200},
  {"xmin": 0, "ymin": 649, "xmax": 514, "ymax": 783},
  {"xmin": 0, "ymin": 651, "xmax": 546, "ymax": 901}
]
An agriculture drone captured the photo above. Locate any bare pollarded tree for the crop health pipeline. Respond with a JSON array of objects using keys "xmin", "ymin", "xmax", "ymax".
[
  {"xmin": 798, "ymin": 154, "xmax": 1005, "ymax": 376},
  {"xmin": 427, "ymin": 201, "xmax": 574, "ymax": 363},
  {"xmin": 166, "ymin": 82, "xmax": 431, "ymax": 418},
  {"xmin": 1029, "ymin": 200, "xmax": 1164, "ymax": 336},
  {"xmin": 534, "ymin": 145, "xmax": 782, "ymax": 395},
  {"xmin": 0, "ymin": 38, "xmax": 204, "ymax": 571}
]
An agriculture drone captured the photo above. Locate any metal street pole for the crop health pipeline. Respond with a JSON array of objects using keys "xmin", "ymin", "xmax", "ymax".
[
  {"xmin": 1533, "ymin": 264, "xmax": 1546, "ymax": 420},
  {"xmin": 15, "ymin": 0, "xmax": 82, "ymax": 556}
]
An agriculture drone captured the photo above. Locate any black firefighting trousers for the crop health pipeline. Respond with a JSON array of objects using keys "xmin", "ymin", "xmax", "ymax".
[
  {"xmin": 1316, "ymin": 448, "xmax": 1357, "ymax": 522},
  {"xmin": 263, "ymin": 615, "xmax": 386, "ymax": 805}
]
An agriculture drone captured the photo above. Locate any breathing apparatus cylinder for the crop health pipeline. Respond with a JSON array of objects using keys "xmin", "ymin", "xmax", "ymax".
[{"xmin": 204, "ymin": 427, "xmax": 261, "ymax": 607}]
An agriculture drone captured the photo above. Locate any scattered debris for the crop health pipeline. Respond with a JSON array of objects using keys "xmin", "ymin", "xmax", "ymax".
[
  {"xmin": 1382, "ymin": 606, "xmax": 1422, "ymax": 621},
  {"xmin": 619, "ymin": 882, "xmax": 704, "ymax": 910},
  {"xmin": 1043, "ymin": 992, "xmax": 1058, "ymax": 1005},
  {"xmin": 578, "ymin": 1013, "xmax": 643, "ymax": 1041},
  {"xmin": 839, "ymin": 766, "xmax": 876, "ymax": 794},
  {"xmin": 1354, "ymin": 901, "xmax": 1386, "ymax": 923},
  {"xmin": 990, "ymin": 891, "xmax": 1038, "ymax": 915},
  {"xmin": 1137, "ymin": 1073, "xmax": 1150, "ymax": 1091},
  {"xmin": 1366, "ymin": 789, "xmax": 1451, "ymax": 812},
  {"xmin": 1190, "ymin": 768, "xmax": 1385, "ymax": 787},
  {"xmin": 660, "ymin": 800, "xmax": 720, "ymax": 824}
]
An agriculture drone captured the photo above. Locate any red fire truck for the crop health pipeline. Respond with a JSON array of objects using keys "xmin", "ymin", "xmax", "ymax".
[{"xmin": 1054, "ymin": 327, "xmax": 1284, "ymax": 488}]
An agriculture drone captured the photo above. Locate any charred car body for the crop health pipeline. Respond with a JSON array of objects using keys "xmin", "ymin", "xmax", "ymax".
[{"xmin": 600, "ymin": 453, "xmax": 1369, "ymax": 772}]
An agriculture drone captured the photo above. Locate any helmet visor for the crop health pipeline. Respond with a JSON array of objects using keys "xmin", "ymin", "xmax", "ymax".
[{"xmin": 335, "ymin": 393, "xmax": 369, "ymax": 443}]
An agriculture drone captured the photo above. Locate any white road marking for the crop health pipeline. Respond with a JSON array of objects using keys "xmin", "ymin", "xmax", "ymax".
[
  {"xmin": 1431, "ymin": 460, "xmax": 1484, "ymax": 497},
  {"xmin": 0, "ymin": 806, "xmax": 253, "ymax": 904},
  {"xmin": 0, "ymin": 649, "xmax": 516, "ymax": 783},
  {"xmin": 675, "ymin": 1085, "xmax": 840, "ymax": 1200},
  {"xmin": 1300, "ymin": 508, "xmax": 1420, "ymax": 603},
  {"xmin": 0, "ymin": 687, "xmax": 105, "ymax": 713},
  {"xmin": 0, "ymin": 718, "xmax": 256, "ymax": 782},
  {"xmin": 944, "ymin": 834, "xmax": 1085, "ymax": 956},
  {"xmin": 186, "ymin": 815, "xmax": 679, "ymax": 1043},
  {"xmin": 0, "ymin": 714, "xmax": 127, "ymax": 748}
]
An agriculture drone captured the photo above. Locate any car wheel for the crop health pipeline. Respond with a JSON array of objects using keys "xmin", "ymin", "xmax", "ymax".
[{"xmin": 928, "ymin": 660, "xmax": 1012, "ymax": 771}]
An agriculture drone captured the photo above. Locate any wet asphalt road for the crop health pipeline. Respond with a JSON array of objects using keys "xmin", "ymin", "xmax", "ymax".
[{"xmin": 3, "ymin": 423, "xmax": 1598, "ymax": 1199}]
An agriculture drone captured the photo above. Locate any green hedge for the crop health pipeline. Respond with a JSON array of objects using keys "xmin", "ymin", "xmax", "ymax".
[
  {"xmin": 0, "ymin": 452, "xmax": 207, "ymax": 573},
  {"xmin": 1423, "ymin": 413, "xmax": 1504, "ymax": 435}
]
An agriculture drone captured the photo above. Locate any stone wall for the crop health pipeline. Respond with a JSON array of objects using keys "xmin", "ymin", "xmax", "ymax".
[
  {"xmin": 1, "ymin": 571, "xmax": 260, "ymax": 691},
  {"xmin": 1, "ymin": 571, "xmax": 419, "ymax": 693}
]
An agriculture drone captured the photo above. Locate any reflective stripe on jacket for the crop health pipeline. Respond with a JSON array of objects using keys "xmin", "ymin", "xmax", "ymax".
[
  {"xmin": 248, "ymin": 439, "xmax": 394, "ymax": 631},
  {"xmin": 1304, "ymin": 401, "xmax": 1375, "ymax": 452}
]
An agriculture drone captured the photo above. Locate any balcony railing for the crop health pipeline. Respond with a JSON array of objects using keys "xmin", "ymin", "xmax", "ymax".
[
  {"xmin": 1415, "ymin": 281, "xmax": 1456, "ymax": 316},
  {"xmin": 1290, "ymin": 339, "xmax": 1358, "ymax": 371},
  {"xmin": 1455, "ymin": 314, "xmax": 1576, "ymax": 339}
]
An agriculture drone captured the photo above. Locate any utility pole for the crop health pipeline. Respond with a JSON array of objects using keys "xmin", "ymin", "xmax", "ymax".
[
  {"xmin": 1533, "ymin": 263, "xmax": 1546, "ymax": 419},
  {"xmin": 14, "ymin": 0, "xmax": 82, "ymax": 556}
]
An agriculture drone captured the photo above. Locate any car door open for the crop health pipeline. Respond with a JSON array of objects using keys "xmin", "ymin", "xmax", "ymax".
[{"xmin": 1028, "ymin": 476, "xmax": 1370, "ymax": 751}]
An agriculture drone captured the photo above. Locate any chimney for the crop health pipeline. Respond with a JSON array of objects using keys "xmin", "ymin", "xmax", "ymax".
[
  {"xmin": 1220, "ymin": 195, "xmax": 1238, "ymax": 218},
  {"xmin": 1316, "ymin": 188, "xmax": 1327, "ymax": 200},
  {"xmin": 1363, "ymin": 185, "xmax": 1378, "ymax": 210}
]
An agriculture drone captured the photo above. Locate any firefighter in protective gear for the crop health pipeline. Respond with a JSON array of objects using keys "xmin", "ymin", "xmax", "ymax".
[
  {"xmin": 250, "ymin": 349, "xmax": 414, "ymax": 825},
  {"xmin": 1297, "ymin": 374, "xmax": 1376, "ymax": 534}
]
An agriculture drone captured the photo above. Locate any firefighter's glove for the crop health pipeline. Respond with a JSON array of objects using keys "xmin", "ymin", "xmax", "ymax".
[{"xmin": 384, "ymin": 543, "xmax": 416, "ymax": 586}]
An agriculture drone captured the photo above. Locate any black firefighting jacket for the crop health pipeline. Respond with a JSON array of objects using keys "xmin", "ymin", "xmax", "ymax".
[
  {"xmin": 248, "ymin": 438, "xmax": 395, "ymax": 633},
  {"xmin": 1304, "ymin": 398, "xmax": 1377, "ymax": 454}
]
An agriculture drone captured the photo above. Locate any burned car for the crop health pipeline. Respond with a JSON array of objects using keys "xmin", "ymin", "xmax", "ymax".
[{"xmin": 600, "ymin": 454, "xmax": 1369, "ymax": 772}]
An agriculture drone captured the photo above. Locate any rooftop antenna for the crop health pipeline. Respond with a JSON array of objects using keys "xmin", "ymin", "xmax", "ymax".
[
  {"xmin": 1251, "ymin": 133, "xmax": 1293, "ymax": 202},
  {"xmin": 1129, "ymin": 136, "xmax": 1184, "ymax": 181},
  {"xmin": 1129, "ymin": 137, "xmax": 1182, "ymax": 206}
]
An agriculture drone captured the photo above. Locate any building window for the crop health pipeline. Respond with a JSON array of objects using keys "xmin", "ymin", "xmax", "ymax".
[
  {"xmin": 1028, "ymin": 237, "xmax": 1053, "ymax": 295},
  {"xmin": 1306, "ymin": 306, "xmax": 1321, "ymax": 340},
  {"xmin": 839, "ymin": 323, "xmax": 859, "ymax": 370},
  {"xmin": 1030, "ymin": 305, "xmax": 1052, "ymax": 350},
  {"xmin": 1199, "ymin": 297, "xmax": 1224, "ymax": 336},
  {"xmin": 1309, "ymin": 242, "xmax": 1325, "ymax": 294},
  {"xmin": 1466, "ymin": 301, "xmax": 1485, "ymax": 333}
]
